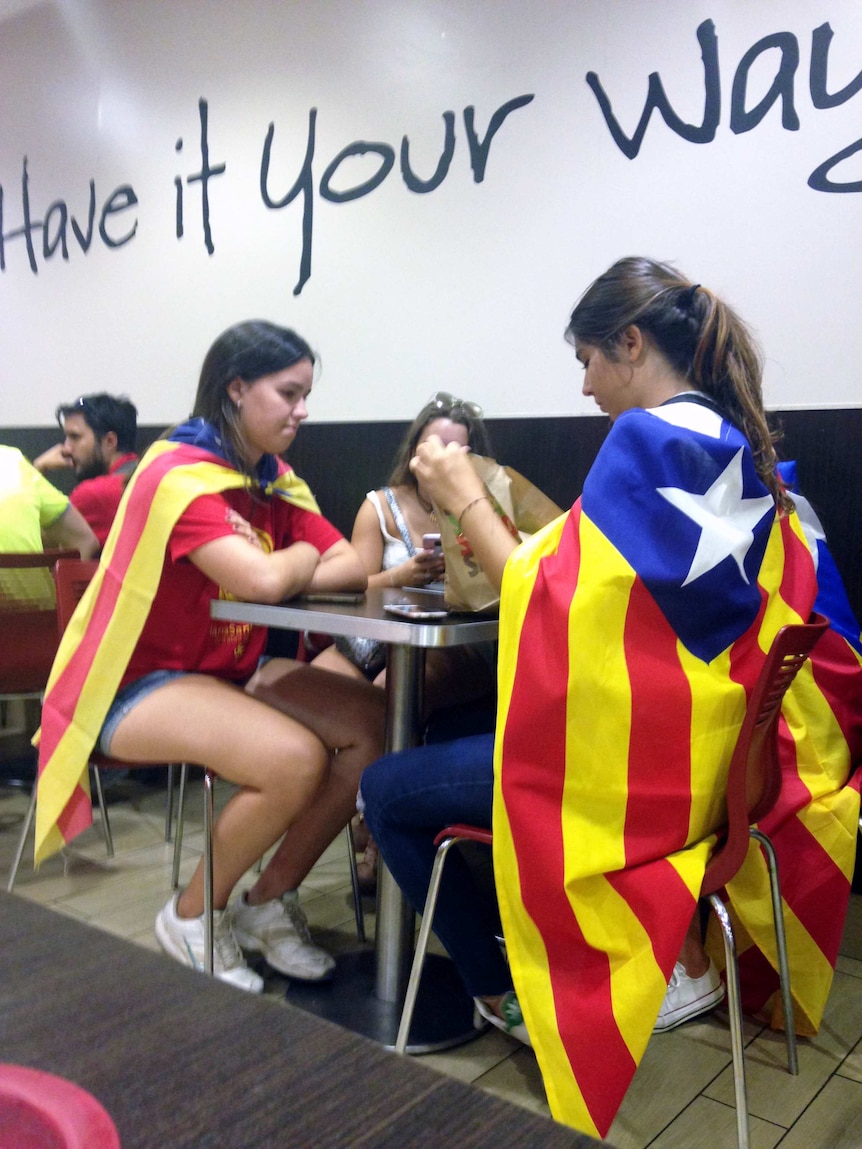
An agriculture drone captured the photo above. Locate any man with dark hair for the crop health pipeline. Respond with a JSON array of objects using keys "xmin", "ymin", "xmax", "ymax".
[{"xmin": 34, "ymin": 393, "xmax": 139, "ymax": 549}]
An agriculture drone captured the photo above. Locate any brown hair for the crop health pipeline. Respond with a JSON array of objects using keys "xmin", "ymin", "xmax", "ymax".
[
  {"xmin": 387, "ymin": 398, "xmax": 491, "ymax": 489},
  {"xmin": 192, "ymin": 320, "xmax": 316, "ymax": 482},
  {"xmin": 566, "ymin": 257, "xmax": 789, "ymax": 511}
]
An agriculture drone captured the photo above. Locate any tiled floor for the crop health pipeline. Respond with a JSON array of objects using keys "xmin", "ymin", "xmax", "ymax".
[{"xmin": 2, "ymin": 771, "xmax": 861, "ymax": 1148}]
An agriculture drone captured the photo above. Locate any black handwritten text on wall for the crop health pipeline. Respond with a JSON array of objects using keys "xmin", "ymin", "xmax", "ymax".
[
  {"xmin": 587, "ymin": 20, "xmax": 862, "ymax": 192},
  {"xmin": 0, "ymin": 95, "xmax": 534, "ymax": 294}
]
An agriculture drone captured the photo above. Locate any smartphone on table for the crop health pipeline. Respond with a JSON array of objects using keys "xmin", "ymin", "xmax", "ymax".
[{"xmin": 384, "ymin": 602, "xmax": 448, "ymax": 620}]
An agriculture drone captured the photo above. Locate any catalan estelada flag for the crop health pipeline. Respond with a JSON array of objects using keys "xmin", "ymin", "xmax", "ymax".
[
  {"xmin": 492, "ymin": 400, "xmax": 862, "ymax": 1138},
  {"xmin": 34, "ymin": 421, "xmax": 319, "ymax": 866}
]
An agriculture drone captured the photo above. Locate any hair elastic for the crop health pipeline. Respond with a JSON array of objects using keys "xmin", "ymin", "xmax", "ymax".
[{"xmin": 680, "ymin": 283, "xmax": 701, "ymax": 308}]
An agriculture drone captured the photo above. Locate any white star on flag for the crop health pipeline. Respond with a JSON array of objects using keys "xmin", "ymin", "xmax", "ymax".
[{"xmin": 657, "ymin": 448, "xmax": 774, "ymax": 587}]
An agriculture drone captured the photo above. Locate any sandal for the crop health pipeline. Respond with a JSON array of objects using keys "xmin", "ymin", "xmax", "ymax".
[
  {"xmin": 351, "ymin": 813, "xmax": 371, "ymax": 854},
  {"xmin": 356, "ymin": 838, "xmax": 378, "ymax": 894}
]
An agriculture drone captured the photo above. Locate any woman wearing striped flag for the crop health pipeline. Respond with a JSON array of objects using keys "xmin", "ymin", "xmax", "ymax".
[
  {"xmin": 360, "ymin": 257, "xmax": 862, "ymax": 1139},
  {"xmin": 35, "ymin": 321, "xmax": 386, "ymax": 992}
]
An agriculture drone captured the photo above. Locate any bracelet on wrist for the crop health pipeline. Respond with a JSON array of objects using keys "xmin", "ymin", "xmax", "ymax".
[{"xmin": 456, "ymin": 494, "xmax": 494, "ymax": 536}]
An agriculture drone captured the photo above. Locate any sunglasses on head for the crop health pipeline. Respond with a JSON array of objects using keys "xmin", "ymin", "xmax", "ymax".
[
  {"xmin": 429, "ymin": 391, "xmax": 483, "ymax": 419},
  {"xmin": 55, "ymin": 395, "xmax": 95, "ymax": 425}
]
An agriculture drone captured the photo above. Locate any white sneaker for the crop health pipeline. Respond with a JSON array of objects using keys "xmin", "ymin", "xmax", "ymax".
[
  {"xmin": 155, "ymin": 893, "xmax": 263, "ymax": 994},
  {"xmin": 231, "ymin": 890, "xmax": 336, "ymax": 981},
  {"xmin": 653, "ymin": 958, "xmax": 725, "ymax": 1032}
]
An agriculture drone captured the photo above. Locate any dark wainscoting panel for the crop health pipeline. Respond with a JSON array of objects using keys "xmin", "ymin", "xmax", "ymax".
[
  {"xmin": 775, "ymin": 409, "xmax": 861, "ymax": 619},
  {"xmin": 288, "ymin": 410, "xmax": 862, "ymax": 620},
  {"xmin": 3, "ymin": 408, "xmax": 859, "ymax": 617},
  {"xmin": 285, "ymin": 416, "xmax": 608, "ymax": 537}
]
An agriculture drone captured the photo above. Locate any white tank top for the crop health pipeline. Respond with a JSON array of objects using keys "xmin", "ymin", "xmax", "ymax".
[{"xmin": 366, "ymin": 489, "xmax": 412, "ymax": 570}]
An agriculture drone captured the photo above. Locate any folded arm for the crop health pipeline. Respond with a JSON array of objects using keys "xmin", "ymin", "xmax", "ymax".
[{"xmin": 189, "ymin": 533, "xmax": 366, "ymax": 603}]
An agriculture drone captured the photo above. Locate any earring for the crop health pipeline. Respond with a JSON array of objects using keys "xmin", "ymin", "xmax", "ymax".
[{"xmin": 236, "ymin": 399, "xmax": 242, "ymax": 410}]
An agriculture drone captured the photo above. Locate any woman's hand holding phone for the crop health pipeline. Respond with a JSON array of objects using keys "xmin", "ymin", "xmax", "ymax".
[{"xmin": 414, "ymin": 537, "xmax": 444, "ymax": 583}]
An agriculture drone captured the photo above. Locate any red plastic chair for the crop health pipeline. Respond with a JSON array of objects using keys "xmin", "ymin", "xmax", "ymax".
[
  {"xmin": 700, "ymin": 612, "xmax": 828, "ymax": 1148},
  {"xmin": 7, "ymin": 559, "xmax": 122, "ymax": 891},
  {"xmin": 394, "ymin": 823, "xmax": 492, "ymax": 1054},
  {"xmin": 7, "ymin": 559, "xmax": 216, "ymax": 972},
  {"xmin": 6, "ymin": 561, "xmax": 207, "ymax": 953},
  {"xmin": 0, "ymin": 550, "xmax": 78, "ymax": 697},
  {"xmin": 1, "ymin": 550, "xmax": 78, "ymax": 852},
  {"xmin": 394, "ymin": 614, "xmax": 830, "ymax": 1149}
]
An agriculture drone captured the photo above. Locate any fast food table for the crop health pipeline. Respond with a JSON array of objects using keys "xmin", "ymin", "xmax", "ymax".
[
  {"xmin": 211, "ymin": 587, "xmax": 499, "ymax": 1050},
  {"xmin": 0, "ymin": 891, "xmax": 608, "ymax": 1148}
]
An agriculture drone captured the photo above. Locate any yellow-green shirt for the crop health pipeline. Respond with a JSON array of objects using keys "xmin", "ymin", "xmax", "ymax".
[{"xmin": 0, "ymin": 445, "xmax": 70, "ymax": 605}]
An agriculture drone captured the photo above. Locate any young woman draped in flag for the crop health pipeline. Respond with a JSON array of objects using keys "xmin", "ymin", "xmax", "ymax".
[
  {"xmin": 360, "ymin": 257, "xmax": 862, "ymax": 1138},
  {"xmin": 36, "ymin": 321, "xmax": 385, "ymax": 992}
]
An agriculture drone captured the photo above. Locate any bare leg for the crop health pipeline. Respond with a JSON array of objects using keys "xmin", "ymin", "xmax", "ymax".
[
  {"xmin": 677, "ymin": 910, "xmax": 710, "ymax": 978},
  {"xmin": 311, "ymin": 644, "xmax": 367, "ymax": 681},
  {"xmin": 370, "ymin": 647, "xmax": 492, "ymax": 719},
  {"xmin": 108, "ymin": 674, "xmax": 328, "ymax": 916},
  {"xmin": 317, "ymin": 641, "xmax": 493, "ymax": 718},
  {"xmin": 242, "ymin": 659, "xmax": 386, "ymax": 903},
  {"xmin": 422, "ymin": 647, "xmax": 494, "ymax": 715}
]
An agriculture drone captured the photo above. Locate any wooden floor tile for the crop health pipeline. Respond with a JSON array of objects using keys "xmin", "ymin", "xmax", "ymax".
[{"xmin": 777, "ymin": 1075, "xmax": 862, "ymax": 1149}]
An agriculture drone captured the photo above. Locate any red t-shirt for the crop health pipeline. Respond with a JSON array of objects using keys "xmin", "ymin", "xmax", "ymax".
[
  {"xmin": 122, "ymin": 486, "xmax": 342, "ymax": 688},
  {"xmin": 71, "ymin": 453, "xmax": 139, "ymax": 548}
]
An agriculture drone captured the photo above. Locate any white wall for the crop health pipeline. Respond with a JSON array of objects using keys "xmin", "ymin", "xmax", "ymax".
[{"xmin": 1, "ymin": 0, "xmax": 860, "ymax": 426}]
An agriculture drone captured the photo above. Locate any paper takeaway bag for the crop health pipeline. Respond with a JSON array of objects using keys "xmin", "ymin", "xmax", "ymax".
[{"xmin": 435, "ymin": 455, "xmax": 563, "ymax": 613}]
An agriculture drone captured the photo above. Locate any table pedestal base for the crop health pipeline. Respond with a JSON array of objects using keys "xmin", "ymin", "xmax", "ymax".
[{"xmin": 285, "ymin": 949, "xmax": 487, "ymax": 1053}]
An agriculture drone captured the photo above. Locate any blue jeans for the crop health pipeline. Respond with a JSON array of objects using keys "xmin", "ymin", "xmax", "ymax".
[{"xmin": 359, "ymin": 733, "xmax": 510, "ymax": 998}]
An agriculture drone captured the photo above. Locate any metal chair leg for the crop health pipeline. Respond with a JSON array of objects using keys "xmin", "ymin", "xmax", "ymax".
[
  {"xmin": 203, "ymin": 768, "xmax": 214, "ymax": 975},
  {"xmin": 344, "ymin": 821, "xmax": 365, "ymax": 943},
  {"xmin": 165, "ymin": 764, "xmax": 176, "ymax": 842},
  {"xmin": 708, "ymin": 893, "xmax": 751, "ymax": 1149},
  {"xmin": 171, "ymin": 763, "xmax": 188, "ymax": 890},
  {"xmin": 90, "ymin": 767, "xmax": 114, "ymax": 857},
  {"xmin": 395, "ymin": 835, "xmax": 461, "ymax": 1054},
  {"xmin": 750, "ymin": 828, "xmax": 798, "ymax": 1075},
  {"xmin": 8, "ymin": 761, "xmax": 120, "ymax": 892},
  {"xmin": 7, "ymin": 785, "xmax": 37, "ymax": 892}
]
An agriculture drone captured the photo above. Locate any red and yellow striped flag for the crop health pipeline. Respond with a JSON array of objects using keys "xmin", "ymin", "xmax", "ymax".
[
  {"xmin": 492, "ymin": 403, "xmax": 860, "ymax": 1138},
  {"xmin": 34, "ymin": 434, "xmax": 319, "ymax": 865}
]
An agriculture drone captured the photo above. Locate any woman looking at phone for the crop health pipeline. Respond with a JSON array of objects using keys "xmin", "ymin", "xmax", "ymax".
[
  {"xmin": 313, "ymin": 392, "xmax": 561, "ymax": 889},
  {"xmin": 310, "ymin": 392, "xmax": 500, "ymax": 703},
  {"xmin": 308, "ymin": 393, "xmax": 495, "ymax": 888}
]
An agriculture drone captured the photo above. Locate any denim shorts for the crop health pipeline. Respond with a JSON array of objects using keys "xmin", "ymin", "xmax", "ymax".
[{"xmin": 99, "ymin": 670, "xmax": 190, "ymax": 755}]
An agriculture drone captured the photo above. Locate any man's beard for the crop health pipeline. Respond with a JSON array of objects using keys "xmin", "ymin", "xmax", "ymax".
[{"xmin": 75, "ymin": 451, "xmax": 108, "ymax": 482}]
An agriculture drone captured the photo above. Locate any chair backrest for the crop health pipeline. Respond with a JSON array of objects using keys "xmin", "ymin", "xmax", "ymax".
[
  {"xmin": 0, "ymin": 550, "xmax": 79, "ymax": 694},
  {"xmin": 703, "ymin": 612, "xmax": 830, "ymax": 894},
  {"xmin": 53, "ymin": 558, "xmax": 99, "ymax": 635}
]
